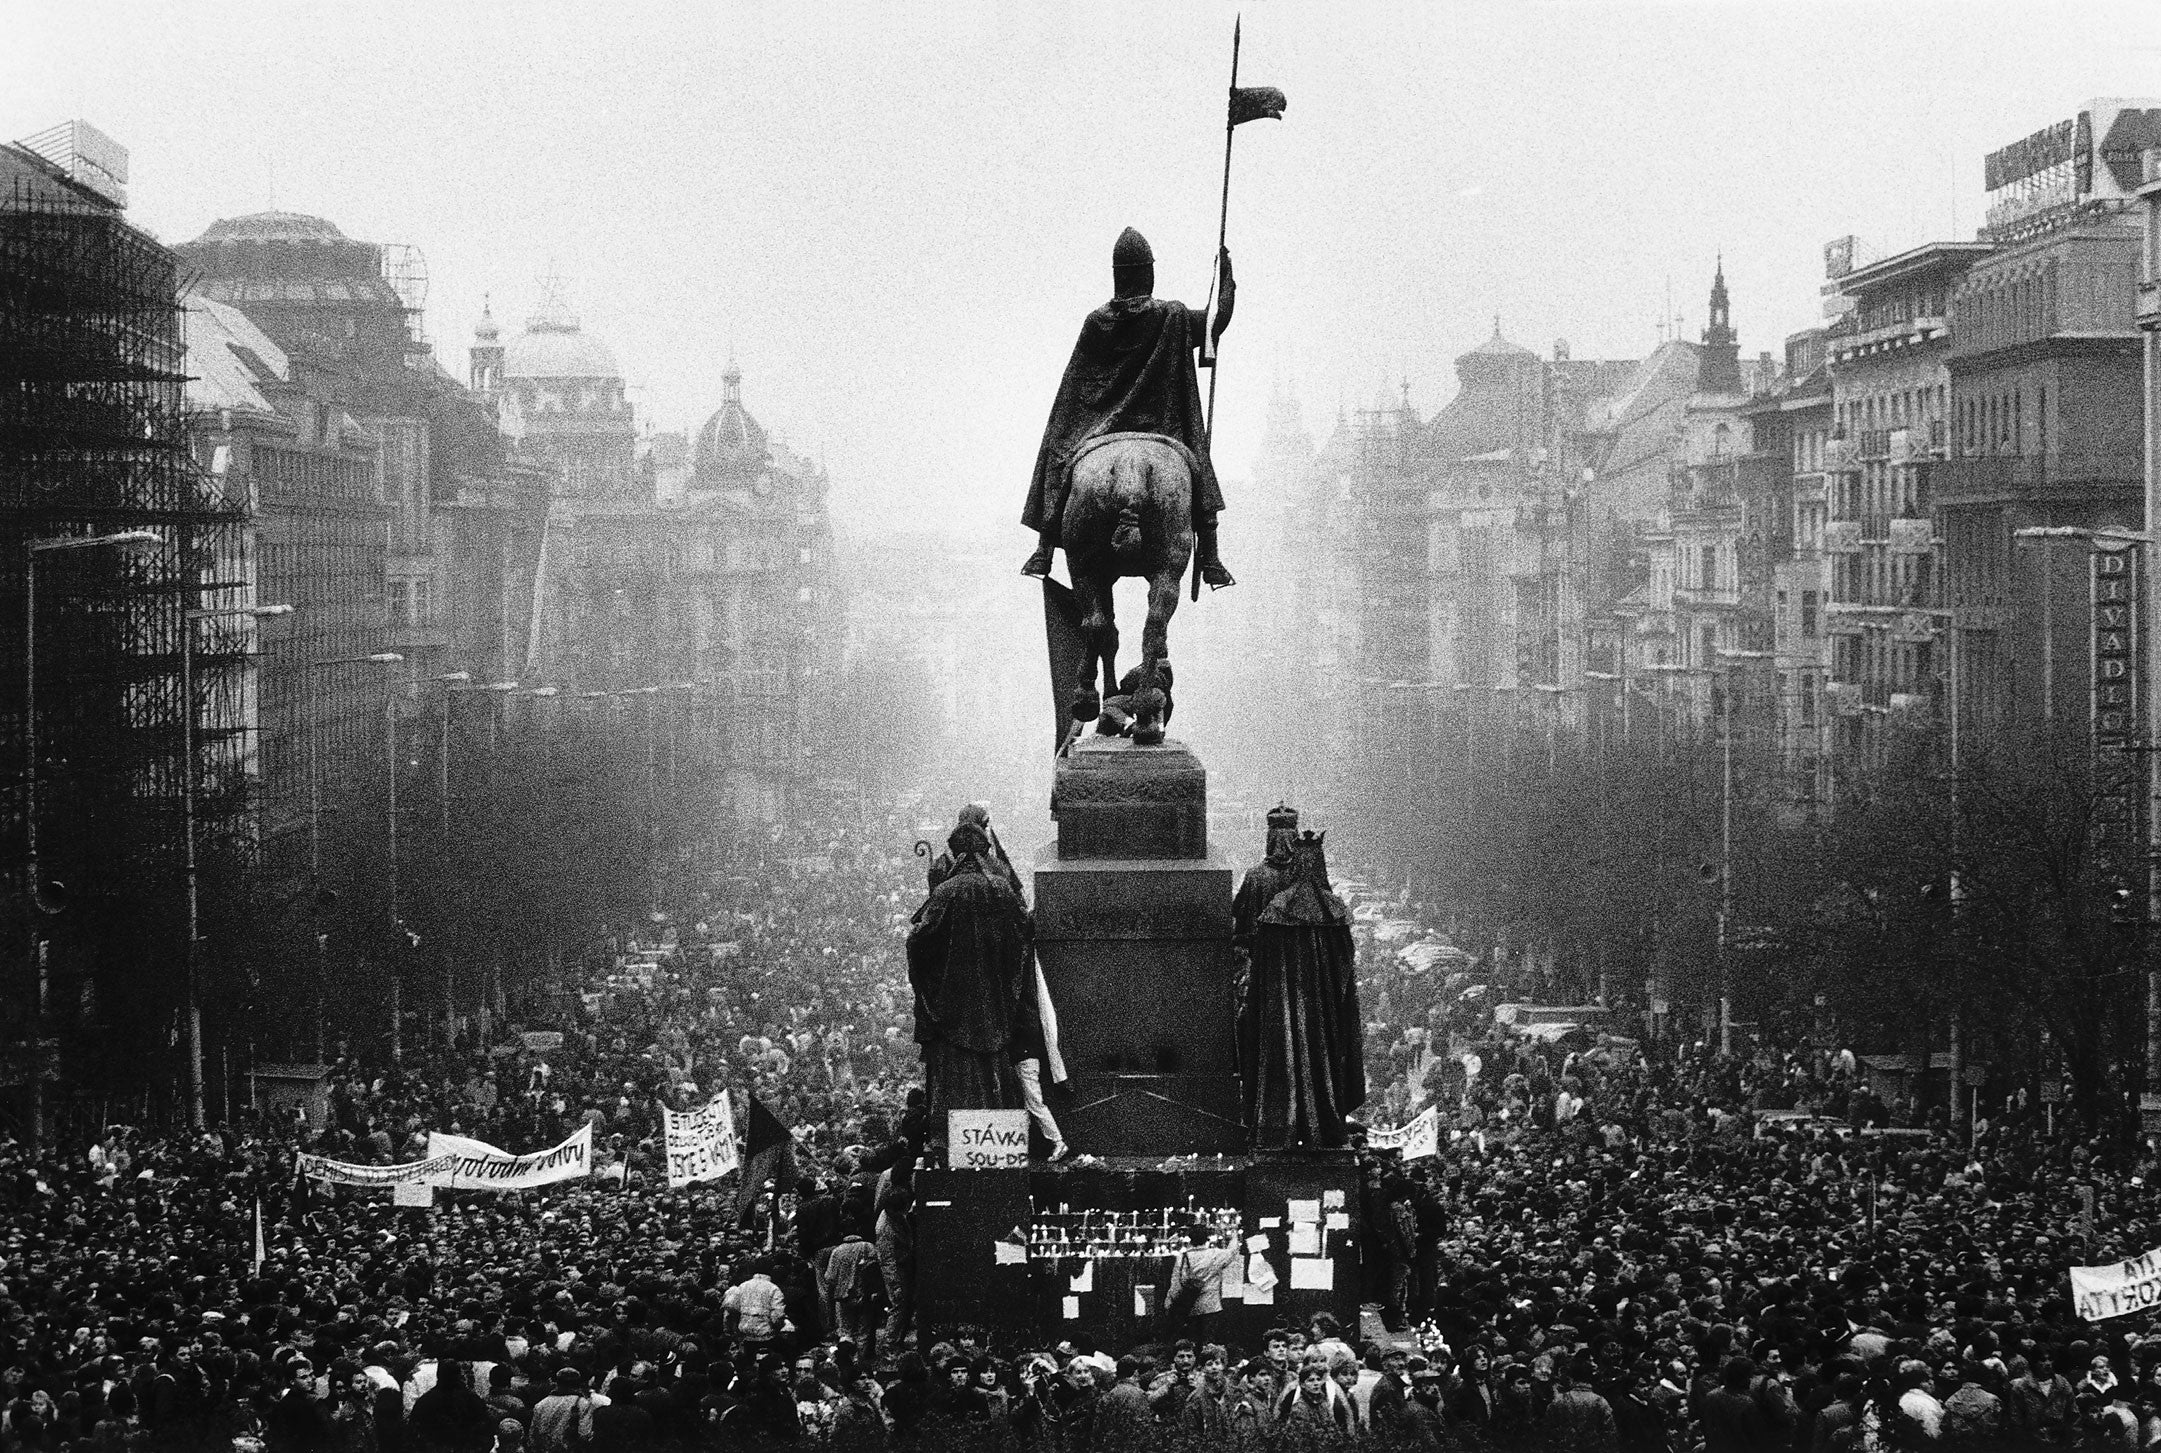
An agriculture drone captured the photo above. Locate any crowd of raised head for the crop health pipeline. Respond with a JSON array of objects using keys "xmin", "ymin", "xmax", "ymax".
[{"xmin": 0, "ymin": 804, "xmax": 2155, "ymax": 1451}]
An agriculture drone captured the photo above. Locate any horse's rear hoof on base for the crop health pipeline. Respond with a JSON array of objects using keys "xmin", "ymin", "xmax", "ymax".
[{"xmin": 1132, "ymin": 725, "xmax": 1165, "ymax": 746}]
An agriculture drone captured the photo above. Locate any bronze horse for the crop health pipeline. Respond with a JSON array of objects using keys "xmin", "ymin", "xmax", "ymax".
[{"xmin": 1059, "ymin": 431, "xmax": 1194, "ymax": 747}]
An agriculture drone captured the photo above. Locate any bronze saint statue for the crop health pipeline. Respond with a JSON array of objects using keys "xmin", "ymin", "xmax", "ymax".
[
  {"xmin": 1234, "ymin": 806, "xmax": 1365, "ymax": 1148},
  {"xmin": 926, "ymin": 803, "xmax": 1024, "ymax": 900},
  {"xmin": 1026, "ymin": 230, "xmax": 1236, "ymax": 747},
  {"xmin": 907, "ymin": 820, "xmax": 1033, "ymax": 1136}
]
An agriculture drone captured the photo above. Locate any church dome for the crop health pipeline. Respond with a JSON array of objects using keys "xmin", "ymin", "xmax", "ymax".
[
  {"xmin": 503, "ymin": 295, "xmax": 620, "ymax": 380},
  {"xmin": 694, "ymin": 362, "xmax": 770, "ymax": 480},
  {"xmin": 192, "ymin": 211, "xmax": 349, "ymax": 246}
]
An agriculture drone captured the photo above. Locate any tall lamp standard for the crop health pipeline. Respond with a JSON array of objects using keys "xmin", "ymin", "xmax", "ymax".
[
  {"xmin": 22, "ymin": 529, "xmax": 163, "ymax": 1146},
  {"xmin": 2014, "ymin": 524, "xmax": 2156, "ymax": 1118},
  {"xmin": 305, "ymin": 652, "xmax": 403, "ymax": 1061},
  {"xmin": 180, "ymin": 600, "xmax": 294, "ymax": 1130},
  {"xmin": 1713, "ymin": 648, "xmax": 1777, "ymax": 1056}
]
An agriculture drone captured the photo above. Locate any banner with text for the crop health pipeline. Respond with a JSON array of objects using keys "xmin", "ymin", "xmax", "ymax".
[
  {"xmin": 949, "ymin": 1109, "xmax": 1030, "ymax": 1169},
  {"xmin": 663, "ymin": 1094, "xmax": 741, "ymax": 1188},
  {"xmin": 1366, "ymin": 1105, "xmax": 1440, "ymax": 1161},
  {"xmin": 2072, "ymin": 1246, "xmax": 2161, "ymax": 1322},
  {"xmin": 422, "ymin": 1125, "xmax": 592, "ymax": 1191},
  {"xmin": 297, "ymin": 1151, "xmax": 456, "ymax": 1187}
]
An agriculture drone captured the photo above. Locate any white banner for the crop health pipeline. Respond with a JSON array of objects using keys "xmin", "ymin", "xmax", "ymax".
[
  {"xmin": 421, "ymin": 1124, "xmax": 593, "ymax": 1191},
  {"xmin": 663, "ymin": 1095, "xmax": 740, "ymax": 1188},
  {"xmin": 1366, "ymin": 1105, "xmax": 1440, "ymax": 1161},
  {"xmin": 297, "ymin": 1152, "xmax": 456, "ymax": 1187},
  {"xmin": 2071, "ymin": 1246, "xmax": 2161, "ymax": 1321}
]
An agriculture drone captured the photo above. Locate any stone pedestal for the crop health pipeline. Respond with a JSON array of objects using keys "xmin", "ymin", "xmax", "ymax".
[{"xmin": 1035, "ymin": 736, "xmax": 1242, "ymax": 1156}]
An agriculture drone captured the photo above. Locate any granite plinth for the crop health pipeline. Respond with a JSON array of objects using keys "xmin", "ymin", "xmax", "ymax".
[
  {"xmin": 1052, "ymin": 735, "xmax": 1207, "ymax": 860},
  {"xmin": 1034, "ymin": 846, "xmax": 1242, "ymax": 1155},
  {"xmin": 915, "ymin": 1151, "xmax": 1362, "ymax": 1348}
]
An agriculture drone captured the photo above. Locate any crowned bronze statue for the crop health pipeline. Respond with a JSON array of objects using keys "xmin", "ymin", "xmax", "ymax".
[
  {"xmin": 1234, "ymin": 806, "xmax": 1365, "ymax": 1149},
  {"xmin": 1027, "ymin": 229, "xmax": 1236, "ymax": 749}
]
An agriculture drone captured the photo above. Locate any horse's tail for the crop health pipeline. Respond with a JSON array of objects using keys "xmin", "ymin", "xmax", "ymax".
[{"xmin": 1110, "ymin": 453, "xmax": 1147, "ymax": 570}]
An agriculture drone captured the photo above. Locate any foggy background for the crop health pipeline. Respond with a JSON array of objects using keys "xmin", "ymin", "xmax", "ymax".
[{"xmin": 11, "ymin": 0, "xmax": 2161, "ymax": 842}]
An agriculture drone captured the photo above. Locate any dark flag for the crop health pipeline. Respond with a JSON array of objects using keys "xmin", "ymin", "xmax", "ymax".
[
  {"xmin": 1229, "ymin": 85, "xmax": 1286, "ymax": 127},
  {"xmin": 735, "ymin": 1094, "xmax": 798, "ymax": 1229},
  {"xmin": 1043, "ymin": 578, "xmax": 1089, "ymax": 755}
]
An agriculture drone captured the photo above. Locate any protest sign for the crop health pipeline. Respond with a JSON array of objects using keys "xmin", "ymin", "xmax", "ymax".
[
  {"xmin": 663, "ymin": 1094, "xmax": 741, "ymax": 1188},
  {"xmin": 949, "ymin": 1109, "xmax": 1029, "ymax": 1169},
  {"xmin": 2071, "ymin": 1246, "xmax": 2161, "ymax": 1321},
  {"xmin": 1365, "ymin": 1104, "xmax": 1440, "ymax": 1161},
  {"xmin": 297, "ymin": 1152, "xmax": 456, "ymax": 1188},
  {"xmin": 519, "ymin": 1031, "xmax": 563, "ymax": 1053},
  {"xmin": 421, "ymin": 1124, "xmax": 592, "ymax": 1191}
]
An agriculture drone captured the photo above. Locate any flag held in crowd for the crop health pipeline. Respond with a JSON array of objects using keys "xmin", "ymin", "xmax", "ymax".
[{"xmin": 736, "ymin": 1094, "xmax": 798, "ymax": 1224}]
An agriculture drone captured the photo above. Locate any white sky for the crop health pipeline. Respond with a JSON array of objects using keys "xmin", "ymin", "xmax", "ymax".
[{"xmin": 9, "ymin": 0, "xmax": 2161, "ymax": 543}]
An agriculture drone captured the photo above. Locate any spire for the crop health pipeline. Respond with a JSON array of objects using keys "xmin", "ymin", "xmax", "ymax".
[
  {"xmin": 1708, "ymin": 253, "xmax": 1731, "ymax": 335},
  {"xmin": 469, "ymin": 292, "xmax": 504, "ymax": 395},
  {"xmin": 1697, "ymin": 257, "xmax": 1742, "ymax": 394}
]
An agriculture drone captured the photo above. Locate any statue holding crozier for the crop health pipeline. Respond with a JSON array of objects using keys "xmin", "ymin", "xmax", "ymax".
[{"xmin": 907, "ymin": 821, "xmax": 1033, "ymax": 1140}]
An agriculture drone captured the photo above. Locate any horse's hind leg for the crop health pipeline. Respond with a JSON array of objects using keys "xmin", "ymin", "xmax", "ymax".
[{"xmin": 1132, "ymin": 567, "xmax": 1182, "ymax": 746}]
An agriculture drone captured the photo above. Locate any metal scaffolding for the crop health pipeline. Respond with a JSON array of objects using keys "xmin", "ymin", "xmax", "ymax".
[{"xmin": 1, "ymin": 171, "xmax": 249, "ymax": 1124}]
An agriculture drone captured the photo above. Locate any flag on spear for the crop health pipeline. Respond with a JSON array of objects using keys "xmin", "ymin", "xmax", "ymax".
[
  {"xmin": 1229, "ymin": 86, "xmax": 1287, "ymax": 127},
  {"xmin": 252, "ymin": 1197, "xmax": 266, "ymax": 1274}
]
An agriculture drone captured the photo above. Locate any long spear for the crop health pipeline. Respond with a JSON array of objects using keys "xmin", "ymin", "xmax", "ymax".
[
  {"xmin": 1203, "ymin": 16, "xmax": 1243, "ymax": 448},
  {"xmin": 1203, "ymin": 19, "xmax": 1286, "ymax": 444},
  {"xmin": 1196, "ymin": 21, "xmax": 1284, "ymax": 598}
]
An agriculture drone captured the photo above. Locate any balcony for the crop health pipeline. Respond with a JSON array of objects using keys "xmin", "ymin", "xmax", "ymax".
[
  {"xmin": 1674, "ymin": 586, "xmax": 1741, "ymax": 611},
  {"xmin": 1824, "ymin": 521, "xmax": 1862, "ymax": 553}
]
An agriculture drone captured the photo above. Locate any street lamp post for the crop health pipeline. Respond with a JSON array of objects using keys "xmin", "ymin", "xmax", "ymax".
[
  {"xmin": 305, "ymin": 652, "xmax": 403, "ymax": 1062},
  {"xmin": 2015, "ymin": 524, "xmax": 2158, "ymax": 1119},
  {"xmin": 180, "ymin": 601, "xmax": 294, "ymax": 1130},
  {"xmin": 21, "ymin": 529, "xmax": 163, "ymax": 1145},
  {"xmin": 1714, "ymin": 649, "xmax": 1777, "ymax": 1056}
]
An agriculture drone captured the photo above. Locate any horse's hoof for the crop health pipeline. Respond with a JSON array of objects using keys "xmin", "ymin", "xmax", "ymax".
[
  {"xmin": 1096, "ymin": 712, "xmax": 1126, "ymax": 737},
  {"xmin": 1071, "ymin": 693, "xmax": 1100, "ymax": 722},
  {"xmin": 1133, "ymin": 725, "xmax": 1165, "ymax": 747}
]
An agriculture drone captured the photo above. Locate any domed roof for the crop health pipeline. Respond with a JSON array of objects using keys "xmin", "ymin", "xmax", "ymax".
[
  {"xmin": 192, "ymin": 211, "xmax": 349, "ymax": 246},
  {"xmin": 473, "ymin": 298, "xmax": 500, "ymax": 344},
  {"xmin": 1460, "ymin": 320, "xmax": 1538, "ymax": 364},
  {"xmin": 695, "ymin": 362, "xmax": 769, "ymax": 479},
  {"xmin": 503, "ymin": 295, "xmax": 619, "ymax": 380}
]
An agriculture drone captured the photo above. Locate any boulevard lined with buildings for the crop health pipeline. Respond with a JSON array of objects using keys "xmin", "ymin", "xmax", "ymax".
[
  {"xmin": 1257, "ymin": 97, "xmax": 2161, "ymax": 825},
  {"xmin": 1, "ymin": 122, "xmax": 840, "ymax": 1128}
]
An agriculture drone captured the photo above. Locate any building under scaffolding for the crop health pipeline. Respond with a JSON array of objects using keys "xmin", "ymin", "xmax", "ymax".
[{"xmin": 1, "ymin": 130, "xmax": 251, "ymax": 1130}]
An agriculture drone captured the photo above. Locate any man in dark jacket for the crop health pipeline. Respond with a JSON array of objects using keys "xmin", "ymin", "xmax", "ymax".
[
  {"xmin": 1701, "ymin": 1357, "xmax": 1773, "ymax": 1452},
  {"xmin": 408, "ymin": 1360, "xmax": 495, "ymax": 1453}
]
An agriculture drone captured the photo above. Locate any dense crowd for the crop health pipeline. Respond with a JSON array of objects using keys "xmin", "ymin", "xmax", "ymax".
[{"xmin": 0, "ymin": 804, "xmax": 2155, "ymax": 1451}]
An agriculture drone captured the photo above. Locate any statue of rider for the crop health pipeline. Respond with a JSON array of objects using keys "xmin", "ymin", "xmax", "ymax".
[{"xmin": 1020, "ymin": 227, "xmax": 1236, "ymax": 590}]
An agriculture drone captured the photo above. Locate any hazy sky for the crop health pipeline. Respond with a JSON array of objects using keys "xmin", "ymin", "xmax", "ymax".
[{"xmin": 10, "ymin": 0, "xmax": 2161, "ymax": 546}]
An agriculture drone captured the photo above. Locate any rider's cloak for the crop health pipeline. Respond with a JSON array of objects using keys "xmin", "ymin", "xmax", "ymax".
[{"xmin": 1022, "ymin": 296, "xmax": 1226, "ymax": 533}]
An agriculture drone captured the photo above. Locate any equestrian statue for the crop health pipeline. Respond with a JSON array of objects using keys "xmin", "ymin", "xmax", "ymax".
[{"xmin": 1023, "ymin": 228, "xmax": 1236, "ymax": 749}]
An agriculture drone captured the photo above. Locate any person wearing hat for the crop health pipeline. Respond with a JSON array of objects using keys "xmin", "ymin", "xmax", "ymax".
[{"xmin": 526, "ymin": 1368, "xmax": 594, "ymax": 1453}]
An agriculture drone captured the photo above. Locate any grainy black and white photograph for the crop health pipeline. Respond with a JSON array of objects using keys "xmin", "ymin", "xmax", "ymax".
[{"xmin": 6, "ymin": 2, "xmax": 2161, "ymax": 1448}]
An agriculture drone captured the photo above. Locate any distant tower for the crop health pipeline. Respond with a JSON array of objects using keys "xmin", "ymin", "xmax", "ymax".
[
  {"xmin": 469, "ymin": 296, "xmax": 503, "ymax": 396},
  {"xmin": 1697, "ymin": 257, "xmax": 1743, "ymax": 394}
]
